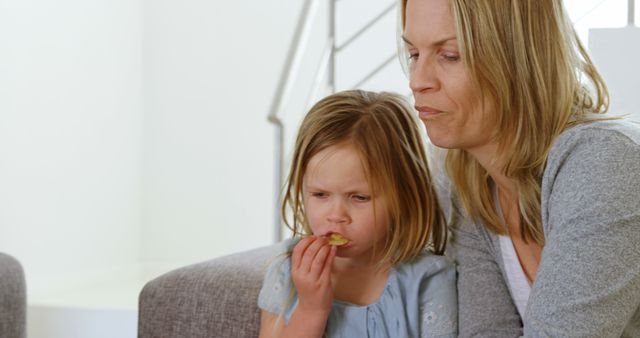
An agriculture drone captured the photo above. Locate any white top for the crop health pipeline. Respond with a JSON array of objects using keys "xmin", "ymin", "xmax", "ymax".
[
  {"xmin": 492, "ymin": 183, "xmax": 532, "ymax": 318},
  {"xmin": 499, "ymin": 235, "xmax": 531, "ymax": 318}
]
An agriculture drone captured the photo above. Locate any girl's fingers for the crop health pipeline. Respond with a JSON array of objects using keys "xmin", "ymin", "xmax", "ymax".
[
  {"xmin": 320, "ymin": 245, "xmax": 337, "ymax": 281},
  {"xmin": 309, "ymin": 244, "xmax": 331, "ymax": 277},
  {"xmin": 298, "ymin": 236, "xmax": 328, "ymax": 273},
  {"xmin": 292, "ymin": 236, "xmax": 316, "ymax": 270}
]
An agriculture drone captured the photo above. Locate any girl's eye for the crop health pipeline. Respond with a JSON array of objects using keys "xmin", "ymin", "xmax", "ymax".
[
  {"xmin": 352, "ymin": 194, "xmax": 371, "ymax": 202},
  {"xmin": 311, "ymin": 192, "xmax": 327, "ymax": 198}
]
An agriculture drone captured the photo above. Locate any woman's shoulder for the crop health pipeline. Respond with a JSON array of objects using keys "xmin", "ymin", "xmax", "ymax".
[
  {"xmin": 552, "ymin": 119, "xmax": 640, "ymax": 154},
  {"xmin": 546, "ymin": 119, "xmax": 640, "ymax": 177},
  {"xmin": 541, "ymin": 118, "xmax": 640, "ymax": 231}
]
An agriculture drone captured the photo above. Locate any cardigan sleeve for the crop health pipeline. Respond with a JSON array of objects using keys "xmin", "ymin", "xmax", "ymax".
[
  {"xmin": 525, "ymin": 122, "xmax": 640, "ymax": 337},
  {"xmin": 429, "ymin": 145, "xmax": 523, "ymax": 338},
  {"xmin": 449, "ymin": 215, "xmax": 524, "ymax": 338}
]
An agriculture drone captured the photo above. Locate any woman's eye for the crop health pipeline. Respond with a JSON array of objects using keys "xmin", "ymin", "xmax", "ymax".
[
  {"xmin": 441, "ymin": 53, "xmax": 460, "ymax": 62},
  {"xmin": 407, "ymin": 49, "xmax": 419, "ymax": 61},
  {"xmin": 311, "ymin": 192, "xmax": 327, "ymax": 198}
]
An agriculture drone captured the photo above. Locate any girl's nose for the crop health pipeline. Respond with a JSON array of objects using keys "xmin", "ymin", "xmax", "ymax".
[
  {"xmin": 409, "ymin": 59, "xmax": 439, "ymax": 93},
  {"xmin": 327, "ymin": 200, "xmax": 350, "ymax": 225}
]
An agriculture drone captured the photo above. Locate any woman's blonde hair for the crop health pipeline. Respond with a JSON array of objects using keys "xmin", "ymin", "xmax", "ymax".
[
  {"xmin": 282, "ymin": 90, "xmax": 447, "ymax": 264},
  {"xmin": 400, "ymin": 0, "xmax": 609, "ymax": 244}
]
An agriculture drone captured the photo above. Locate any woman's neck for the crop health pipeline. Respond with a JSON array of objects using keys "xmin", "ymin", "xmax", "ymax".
[
  {"xmin": 466, "ymin": 142, "xmax": 515, "ymax": 197},
  {"xmin": 466, "ymin": 142, "xmax": 543, "ymax": 283}
]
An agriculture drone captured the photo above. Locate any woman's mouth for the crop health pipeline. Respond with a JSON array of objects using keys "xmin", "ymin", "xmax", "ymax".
[{"xmin": 415, "ymin": 105, "xmax": 444, "ymax": 119}]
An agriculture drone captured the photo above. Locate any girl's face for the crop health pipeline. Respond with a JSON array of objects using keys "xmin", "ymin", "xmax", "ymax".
[
  {"xmin": 404, "ymin": 0, "xmax": 497, "ymax": 153},
  {"xmin": 303, "ymin": 143, "xmax": 389, "ymax": 263}
]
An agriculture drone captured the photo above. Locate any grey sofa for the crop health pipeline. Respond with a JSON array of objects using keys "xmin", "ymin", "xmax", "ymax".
[
  {"xmin": 0, "ymin": 253, "xmax": 26, "ymax": 338},
  {"xmin": 138, "ymin": 244, "xmax": 280, "ymax": 338}
]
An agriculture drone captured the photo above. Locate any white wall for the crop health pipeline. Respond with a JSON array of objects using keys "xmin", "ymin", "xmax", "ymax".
[
  {"xmin": 0, "ymin": 0, "xmax": 307, "ymax": 293},
  {"xmin": 565, "ymin": 0, "xmax": 640, "ymax": 121},
  {"xmin": 29, "ymin": 306, "xmax": 137, "ymax": 338},
  {"xmin": 590, "ymin": 26, "xmax": 640, "ymax": 121},
  {"xmin": 0, "ymin": 0, "xmax": 142, "ymax": 297},
  {"xmin": 140, "ymin": 0, "xmax": 302, "ymax": 279}
]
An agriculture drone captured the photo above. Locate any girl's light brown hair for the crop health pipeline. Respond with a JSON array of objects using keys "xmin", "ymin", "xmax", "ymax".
[
  {"xmin": 282, "ymin": 90, "xmax": 447, "ymax": 264},
  {"xmin": 400, "ymin": 0, "xmax": 609, "ymax": 244}
]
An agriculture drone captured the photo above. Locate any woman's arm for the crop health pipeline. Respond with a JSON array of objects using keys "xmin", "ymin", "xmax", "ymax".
[
  {"xmin": 525, "ymin": 124, "xmax": 640, "ymax": 337},
  {"xmin": 430, "ymin": 147, "xmax": 523, "ymax": 337}
]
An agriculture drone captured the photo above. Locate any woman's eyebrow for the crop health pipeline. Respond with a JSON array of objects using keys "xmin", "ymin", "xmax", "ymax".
[
  {"xmin": 402, "ymin": 35, "xmax": 457, "ymax": 48},
  {"xmin": 402, "ymin": 35, "xmax": 415, "ymax": 46}
]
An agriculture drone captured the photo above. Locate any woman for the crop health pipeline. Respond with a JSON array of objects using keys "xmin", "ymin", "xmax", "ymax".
[{"xmin": 400, "ymin": 0, "xmax": 640, "ymax": 336}]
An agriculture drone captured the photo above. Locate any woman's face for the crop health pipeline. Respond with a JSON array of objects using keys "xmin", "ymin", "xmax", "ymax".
[{"xmin": 404, "ymin": 0, "xmax": 496, "ymax": 153}]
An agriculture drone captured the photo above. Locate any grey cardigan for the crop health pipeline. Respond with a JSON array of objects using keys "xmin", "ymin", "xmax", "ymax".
[{"xmin": 434, "ymin": 120, "xmax": 640, "ymax": 337}]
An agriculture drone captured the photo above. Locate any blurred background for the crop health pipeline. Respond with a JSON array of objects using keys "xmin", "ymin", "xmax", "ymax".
[{"xmin": 0, "ymin": 0, "xmax": 638, "ymax": 337}]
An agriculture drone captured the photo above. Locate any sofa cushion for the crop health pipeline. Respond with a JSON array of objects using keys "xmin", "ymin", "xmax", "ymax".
[
  {"xmin": 138, "ymin": 244, "xmax": 279, "ymax": 338},
  {"xmin": 0, "ymin": 253, "xmax": 26, "ymax": 338}
]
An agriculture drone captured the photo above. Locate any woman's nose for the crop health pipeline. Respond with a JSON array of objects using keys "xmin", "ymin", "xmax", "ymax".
[{"xmin": 409, "ymin": 59, "xmax": 439, "ymax": 93}]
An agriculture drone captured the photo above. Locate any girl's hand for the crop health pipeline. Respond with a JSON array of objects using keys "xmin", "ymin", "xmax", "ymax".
[{"xmin": 291, "ymin": 236, "xmax": 336, "ymax": 317}]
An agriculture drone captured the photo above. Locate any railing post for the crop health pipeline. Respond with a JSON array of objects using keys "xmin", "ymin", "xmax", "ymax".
[
  {"xmin": 268, "ymin": 0, "xmax": 319, "ymax": 243},
  {"xmin": 329, "ymin": 0, "xmax": 337, "ymax": 92},
  {"xmin": 629, "ymin": 0, "xmax": 636, "ymax": 26},
  {"xmin": 270, "ymin": 118, "xmax": 284, "ymax": 243}
]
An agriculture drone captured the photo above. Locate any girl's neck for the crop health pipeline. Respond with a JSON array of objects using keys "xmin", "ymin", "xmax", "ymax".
[
  {"xmin": 331, "ymin": 259, "xmax": 391, "ymax": 306},
  {"xmin": 332, "ymin": 255, "xmax": 391, "ymax": 273}
]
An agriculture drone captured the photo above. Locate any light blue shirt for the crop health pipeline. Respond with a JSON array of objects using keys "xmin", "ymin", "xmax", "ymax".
[{"xmin": 258, "ymin": 239, "xmax": 457, "ymax": 338}]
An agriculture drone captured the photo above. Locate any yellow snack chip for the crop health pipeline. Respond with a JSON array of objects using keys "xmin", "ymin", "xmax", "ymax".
[{"xmin": 328, "ymin": 233, "xmax": 349, "ymax": 246}]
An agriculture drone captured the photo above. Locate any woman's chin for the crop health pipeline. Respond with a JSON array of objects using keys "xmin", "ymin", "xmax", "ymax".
[{"xmin": 424, "ymin": 132, "xmax": 456, "ymax": 149}]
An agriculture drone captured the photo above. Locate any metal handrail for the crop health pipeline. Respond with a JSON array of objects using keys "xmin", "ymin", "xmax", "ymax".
[
  {"xmin": 328, "ymin": 0, "xmax": 337, "ymax": 93},
  {"xmin": 351, "ymin": 53, "xmax": 397, "ymax": 89},
  {"xmin": 306, "ymin": 38, "xmax": 336, "ymax": 112},
  {"xmin": 267, "ymin": 0, "xmax": 321, "ymax": 125},
  {"xmin": 267, "ymin": 0, "xmax": 323, "ymax": 242},
  {"xmin": 336, "ymin": 2, "xmax": 396, "ymax": 52}
]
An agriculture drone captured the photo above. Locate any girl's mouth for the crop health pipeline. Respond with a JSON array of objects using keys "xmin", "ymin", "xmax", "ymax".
[{"xmin": 327, "ymin": 233, "xmax": 350, "ymax": 246}]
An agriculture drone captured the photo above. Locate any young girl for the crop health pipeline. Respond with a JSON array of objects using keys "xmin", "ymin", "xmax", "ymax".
[{"xmin": 258, "ymin": 90, "xmax": 457, "ymax": 338}]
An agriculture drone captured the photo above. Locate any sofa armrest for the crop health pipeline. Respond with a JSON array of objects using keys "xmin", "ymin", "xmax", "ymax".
[
  {"xmin": 138, "ymin": 244, "xmax": 280, "ymax": 338},
  {"xmin": 0, "ymin": 253, "xmax": 26, "ymax": 338}
]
